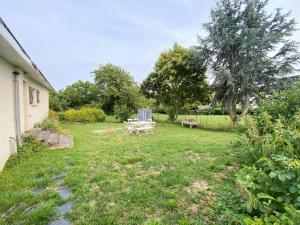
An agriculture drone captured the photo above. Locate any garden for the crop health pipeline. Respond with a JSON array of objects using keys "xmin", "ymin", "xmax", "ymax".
[{"xmin": 1, "ymin": 0, "xmax": 300, "ymax": 224}]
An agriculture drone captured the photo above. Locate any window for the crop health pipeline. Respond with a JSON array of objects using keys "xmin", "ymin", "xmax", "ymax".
[
  {"xmin": 28, "ymin": 87, "xmax": 40, "ymax": 104},
  {"xmin": 29, "ymin": 87, "xmax": 34, "ymax": 104}
]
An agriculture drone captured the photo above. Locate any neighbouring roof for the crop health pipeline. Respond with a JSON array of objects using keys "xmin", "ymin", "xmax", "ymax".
[{"xmin": 0, "ymin": 17, "xmax": 53, "ymax": 90}]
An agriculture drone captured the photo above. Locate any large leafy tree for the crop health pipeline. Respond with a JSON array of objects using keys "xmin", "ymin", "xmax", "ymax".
[
  {"xmin": 197, "ymin": 0, "xmax": 299, "ymax": 124},
  {"xmin": 61, "ymin": 81, "xmax": 99, "ymax": 109},
  {"xmin": 49, "ymin": 81, "xmax": 98, "ymax": 111},
  {"xmin": 92, "ymin": 63, "xmax": 141, "ymax": 117},
  {"xmin": 141, "ymin": 43, "xmax": 210, "ymax": 121}
]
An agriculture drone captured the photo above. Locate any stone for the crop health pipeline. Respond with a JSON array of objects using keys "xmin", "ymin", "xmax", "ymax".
[
  {"xmin": 56, "ymin": 201, "xmax": 73, "ymax": 215},
  {"xmin": 48, "ymin": 219, "xmax": 71, "ymax": 225},
  {"xmin": 57, "ymin": 172, "xmax": 67, "ymax": 178},
  {"xmin": 57, "ymin": 134, "xmax": 73, "ymax": 148},
  {"xmin": 57, "ymin": 187, "xmax": 71, "ymax": 200},
  {"xmin": 4, "ymin": 203, "xmax": 21, "ymax": 217},
  {"xmin": 55, "ymin": 178, "xmax": 64, "ymax": 186},
  {"xmin": 25, "ymin": 205, "xmax": 38, "ymax": 214},
  {"xmin": 47, "ymin": 133, "xmax": 59, "ymax": 146},
  {"xmin": 28, "ymin": 128, "xmax": 42, "ymax": 137},
  {"xmin": 33, "ymin": 187, "xmax": 45, "ymax": 194},
  {"xmin": 38, "ymin": 130, "xmax": 51, "ymax": 142}
]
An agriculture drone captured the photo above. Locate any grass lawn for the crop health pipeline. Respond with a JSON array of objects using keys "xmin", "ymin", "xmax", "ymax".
[
  {"xmin": 107, "ymin": 114, "xmax": 235, "ymax": 131},
  {"xmin": 0, "ymin": 122, "xmax": 239, "ymax": 225}
]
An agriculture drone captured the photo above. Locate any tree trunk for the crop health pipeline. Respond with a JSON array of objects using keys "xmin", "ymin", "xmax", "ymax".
[
  {"xmin": 234, "ymin": 93, "xmax": 250, "ymax": 124},
  {"xmin": 229, "ymin": 106, "xmax": 238, "ymax": 125},
  {"xmin": 240, "ymin": 93, "xmax": 250, "ymax": 117}
]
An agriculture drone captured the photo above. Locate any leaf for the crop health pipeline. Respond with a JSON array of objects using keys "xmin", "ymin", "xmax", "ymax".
[
  {"xmin": 257, "ymin": 193, "xmax": 275, "ymax": 200},
  {"xmin": 278, "ymin": 174, "xmax": 286, "ymax": 182},
  {"xmin": 269, "ymin": 172, "xmax": 277, "ymax": 178},
  {"xmin": 289, "ymin": 186, "xmax": 297, "ymax": 193},
  {"xmin": 277, "ymin": 196, "xmax": 283, "ymax": 202}
]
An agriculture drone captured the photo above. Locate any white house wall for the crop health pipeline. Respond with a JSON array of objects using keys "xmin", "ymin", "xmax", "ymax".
[
  {"xmin": 0, "ymin": 57, "xmax": 17, "ymax": 170},
  {"xmin": 0, "ymin": 56, "xmax": 49, "ymax": 171},
  {"xmin": 24, "ymin": 76, "xmax": 49, "ymax": 130}
]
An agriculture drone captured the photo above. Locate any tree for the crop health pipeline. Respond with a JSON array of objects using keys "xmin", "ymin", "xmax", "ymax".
[
  {"xmin": 197, "ymin": 0, "xmax": 299, "ymax": 124},
  {"xmin": 92, "ymin": 63, "xmax": 141, "ymax": 119},
  {"xmin": 49, "ymin": 91, "xmax": 65, "ymax": 111},
  {"xmin": 141, "ymin": 43, "xmax": 210, "ymax": 121},
  {"xmin": 61, "ymin": 81, "xmax": 99, "ymax": 109}
]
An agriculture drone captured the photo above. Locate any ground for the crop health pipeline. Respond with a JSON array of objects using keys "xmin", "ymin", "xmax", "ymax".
[{"xmin": 0, "ymin": 121, "xmax": 239, "ymax": 225}]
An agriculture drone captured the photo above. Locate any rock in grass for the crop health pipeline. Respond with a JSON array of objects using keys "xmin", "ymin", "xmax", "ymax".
[
  {"xmin": 56, "ymin": 201, "xmax": 73, "ymax": 215},
  {"xmin": 47, "ymin": 133, "xmax": 59, "ymax": 146},
  {"xmin": 57, "ymin": 134, "xmax": 73, "ymax": 149},
  {"xmin": 38, "ymin": 130, "xmax": 51, "ymax": 142},
  {"xmin": 28, "ymin": 128, "xmax": 42, "ymax": 137},
  {"xmin": 57, "ymin": 187, "xmax": 71, "ymax": 200},
  {"xmin": 48, "ymin": 218, "xmax": 71, "ymax": 225},
  {"xmin": 4, "ymin": 203, "xmax": 21, "ymax": 217}
]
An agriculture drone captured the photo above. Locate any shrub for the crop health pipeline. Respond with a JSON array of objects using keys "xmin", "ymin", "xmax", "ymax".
[
  {"xmin": 63, "ymin": 107, "xmax": 106, "ymax": 123},
  {"xmin": 35, "ymin": 118, "xmax": 61, "ymax": 132},
  {"xmin": 257, "ymin": 81, "xmax": 300, "ymax": 122},
  {"xmin": 218, "ymin": 82, "xmax": 300, "ymax": 223},
  {"xmin": 5, "ymin": 135, "xmax": 44, "ymax": 168},
  {"xmin": 114, "ymin": 104, "xmax": 131, "ymax": 122}
]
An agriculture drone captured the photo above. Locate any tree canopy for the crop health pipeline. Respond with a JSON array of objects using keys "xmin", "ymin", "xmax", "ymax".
[
  {"xmin": 92, "ymin": 63, "xmax": 150, "ymax": 120},
  {"xmin": 141, "ymin": 43, "xmax": 210, "ymax": 121},
  {"xmin": 197, "ymin": 0, "xmax": 299, "ymax": 123}
]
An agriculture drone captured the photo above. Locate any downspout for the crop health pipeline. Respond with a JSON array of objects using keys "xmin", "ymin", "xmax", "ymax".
[{"xmin": 13, "ymin": 70, "xmax": 22, "ymax": 146}]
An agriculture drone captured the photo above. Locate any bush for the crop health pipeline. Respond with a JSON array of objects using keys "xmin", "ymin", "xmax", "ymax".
[
  {"xmin": 5, "ymin": 135, "xmax": 44, "ymax": 168},
  {"xmin": 257, "ymin": 81, "xmax": 300, "ymax": 122},
  {"xmin": 35, "ymin": 118, "xmax": 61, "ymax": 132},
  {"xmin": 219, "ymin": 82, "xmax": 300, "ymax": 223},
  {"xmin": 114, "ymin": 104, "xmax": 131, "ymax": 122},
  {"xmin": 62, "ymin": 107, "xmax": 106, "ymax": 123}
]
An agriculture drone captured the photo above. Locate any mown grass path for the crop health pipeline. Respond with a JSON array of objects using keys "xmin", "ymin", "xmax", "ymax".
[{"xmin": 0, "ymin": 123, "xmax": 239, "ymax": 225}]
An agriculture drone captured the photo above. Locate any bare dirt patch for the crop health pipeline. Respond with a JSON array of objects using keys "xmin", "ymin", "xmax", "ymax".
[
  {"xmin": 125, "ymin": 162, "xmax": 142, "ymax": 169},
  {"xmin": 186, "ymin": 179, "xmax": 209, "ymax": 193},
  {"xmin": 181, "ymin": 191, "xmax": 218, "ymax": 223},
  {"xmin": 180, "ymin": 198, "xmax": 199, "ymax": 217},
  {"xmin": 137, "ymin": 165, "xmax": 166, "ymax": 177},
  {"xmin": 103, "ymin": 128, "xmax": 117, "ymax": 133},
  {"xmin": 185, "ymin": 151, "xmax": 216, "ymax": 162}
]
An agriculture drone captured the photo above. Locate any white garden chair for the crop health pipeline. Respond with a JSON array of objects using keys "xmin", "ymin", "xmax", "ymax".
[{"xmin": 124, "ymin": 121, "xmax": 135, "ymax": 135}]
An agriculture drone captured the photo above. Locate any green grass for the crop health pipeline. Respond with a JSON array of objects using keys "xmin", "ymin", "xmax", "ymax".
[{"xmin": 0, "ymin": 121, "xmax": 239, "ymax": 225}]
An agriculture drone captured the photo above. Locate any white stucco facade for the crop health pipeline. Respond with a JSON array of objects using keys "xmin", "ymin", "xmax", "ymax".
[{"xmin": 0, "ymin": 18, "xmax": 52, "ymax": 171}]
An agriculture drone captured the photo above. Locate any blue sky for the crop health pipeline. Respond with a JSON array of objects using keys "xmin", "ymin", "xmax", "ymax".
[{"xmin": 1, "ymin": 0, "xmax": 300, "ymax": 90}]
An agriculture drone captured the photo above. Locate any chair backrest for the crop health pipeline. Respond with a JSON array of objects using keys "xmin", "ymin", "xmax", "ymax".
[
  {"xmin": 128, "ymin": 119, "xmax": 133, "ymax": 122},
  {"xmin": 138, "ymin": 109, "xmax": 152, "ymax": 121}
]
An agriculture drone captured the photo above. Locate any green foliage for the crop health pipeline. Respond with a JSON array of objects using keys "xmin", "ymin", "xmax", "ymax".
[
  {"xmin": 114, "ymin": 104, "xmax": 131, "ymax": 122},
  {"xmin": 35, "ymin": 118, "xmax": 62, "ymax": 133},
  {"xmin": 93, "ymin": 63, "xmax": 143, "ymax": 115},
  {"xmin": 258, "ymin": 81, "xmax": 300, "ymax": 122},
  {"xmin": 197, "ymin": 0, "xmax": 299, "ymax": 123},
  {"xmin": 241, "ymin": 114, "xmax": 300, "ymax": 164},
  {"xmin": 62, "ymin": 81, "xmax": 99, "ymax": 109},
  {"xmin": 5, "ymin": 135, "xmax": 44, "ymax": 168},
  {"xmin": 49, "ymin": 81, "xmax": 100, "ymax": 111},
  {"xmin": 63, "ymin": 107, "xmax": 106, "ymax": 123},
  {"xmin": 49, "ymin": 91, "xmax": 65, "ymax": 112},
  {"xmin": 225, "ymin": 82, "xmax": 300, "ymax": 223},
  {"xmin": 141, "ymin": 43, "xmax": 210, "ymax": 121}
]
